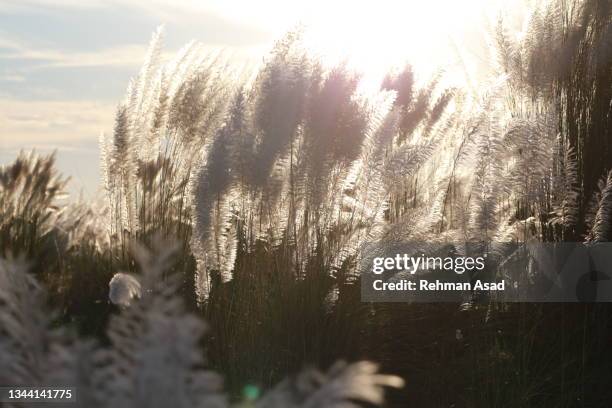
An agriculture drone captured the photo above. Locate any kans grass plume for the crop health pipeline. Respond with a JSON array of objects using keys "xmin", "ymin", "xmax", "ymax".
[{"xmin": 0, "ymin": 242, "xmax": 403, "ymax": 408}]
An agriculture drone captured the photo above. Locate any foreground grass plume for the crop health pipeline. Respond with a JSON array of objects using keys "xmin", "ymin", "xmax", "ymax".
[{"xmin": 0, "ymin": 243, "xmax": 403, "ymax": 408}]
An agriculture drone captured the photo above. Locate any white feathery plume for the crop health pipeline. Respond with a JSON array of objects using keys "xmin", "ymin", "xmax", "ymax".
[
  {"xmin": 0, "ymin": 258, "xmax": 52, "ymax": 386},
  {"xmin": 108, "ymin": 273, "xmax": 142, "ymax": 307},
  {"xmin": 103, "ymin": 239, "xmax": 227, "ymax": 408},
  {"xmin": 589, "ymin": 171, "xmax": 612, "ymax": 243},
  {"xmin": 255, "ymin": 361, "xmax": 404, "ymax": 408}
]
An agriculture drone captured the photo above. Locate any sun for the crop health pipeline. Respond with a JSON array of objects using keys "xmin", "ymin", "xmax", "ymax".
[{"xmin": 207, "ymin": 0, "xmax": 510, "ymax": 88}]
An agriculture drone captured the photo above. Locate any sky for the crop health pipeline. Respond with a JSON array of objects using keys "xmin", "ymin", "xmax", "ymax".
[
  {"xmin": 0, "ymin": 0, "xmax": 524, "ymax": 198},
  {"xmin": 0, "ymin": 0, "xmax": 278, "ymax": 198}
]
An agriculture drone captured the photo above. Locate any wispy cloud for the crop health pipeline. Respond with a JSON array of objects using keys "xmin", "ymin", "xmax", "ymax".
[
  {"xmin": 0, "ymin": 73, "xmax": 25, "ymax": 82},
  {"xmin": 0, "ymin": 34, "xmax": 151, "ymax": 68},
  {"xmin": 0, "ymin": 0, "xmax": 106, "ymax": 13},
  {"xmin": 0, "ymin": 98, "xmax": 115, "ymax": 147},
  {"xmin": 0, "ymin": 0, "xmax": 278, "ymax": 36}
]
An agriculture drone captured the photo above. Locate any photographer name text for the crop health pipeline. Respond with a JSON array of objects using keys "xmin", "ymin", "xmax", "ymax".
[{"xmin": 372, "ymin": 279, "xmax": 505, "ymax": 291}]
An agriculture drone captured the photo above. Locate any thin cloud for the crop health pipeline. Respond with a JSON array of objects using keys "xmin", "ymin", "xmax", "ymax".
[
  {"xmin": 0, "ymin": 0, "xmax": 106, "ymax": 13},
  {"xmin": 0, "ymin": 98, "xmax": 115, "ymax": 147},
  {"xmin": 0, "ymin": 35, "xmax": 151, "ymax": 68},
  {"xmin": 0, "ymin": 0, "xmax": 278, "ymax": 35},
  {"xmin": 0, "ymin": 73, "xmax": 25, "ymax": 82}
]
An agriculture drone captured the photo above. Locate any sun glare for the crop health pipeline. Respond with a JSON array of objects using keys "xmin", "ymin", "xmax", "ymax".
[{"xmin": 209, "ymin": 0, "xmax": 509, "ymax": 88}]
